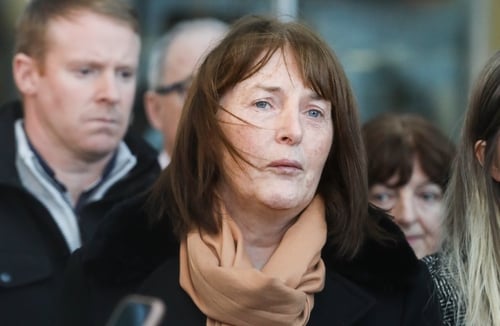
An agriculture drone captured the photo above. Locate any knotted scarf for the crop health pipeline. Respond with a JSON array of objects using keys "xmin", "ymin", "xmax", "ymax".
[{"xmin": 179, "ymin": 196, "xmax": 327, "ymax": 326}]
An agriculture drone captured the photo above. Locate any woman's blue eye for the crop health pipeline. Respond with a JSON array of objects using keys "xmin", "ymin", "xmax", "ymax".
[
  {"xmin": 255, "ymin": 101, "xmax": 270, "ymax": 109},
  {"xmin": 419, "ymin": 192, "xmax": 441, "ymax": 202},
  {"xmin": 372, "ymin": 192, "xmax": 391, "ymax": 203},
  {"xmin": 307, "ymin": 109, "xmax": 322, "ymax": 118},
  {"xmin": 369, "ymin": 191, "xmax": 396, "ymax": 210}
]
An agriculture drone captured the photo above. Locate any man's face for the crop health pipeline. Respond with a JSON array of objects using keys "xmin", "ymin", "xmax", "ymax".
[
  {"xmin": 145, "ymin": 31, "xmax": 224, "ymax": 156},
  {"xmin": 153, "ymin": 40, "xmax": 195, "ymax": 155},
  {"xmin": 23, "ymin": 10, "xmax": 140, "ymax": 161}
]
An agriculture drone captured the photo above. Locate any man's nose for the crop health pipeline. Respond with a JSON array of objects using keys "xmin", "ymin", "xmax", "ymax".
[{"xmin": 97, "ymin": 72, "xmax": 120, "ymax": 104}]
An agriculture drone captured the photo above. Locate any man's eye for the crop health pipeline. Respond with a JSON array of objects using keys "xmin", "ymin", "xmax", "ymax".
[
  {"xmin": 77, "ymin": 68, "xmax": 93, "ymax": 76},
  {"xmin": 118, "ymin": 70, "xmax": 135, "ymax": 80}
]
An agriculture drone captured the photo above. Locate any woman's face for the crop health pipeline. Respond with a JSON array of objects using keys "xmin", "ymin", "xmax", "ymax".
[
  {"xmin": 369, "ymin": 158, "xmax": 444, "ymax": 258},
  {"xmin": 489, "ymin": 139, "xmax": 500, "ymax": 181},
  {"xmin": 217, "ymin": 48, "xmax": 333, "ymax": 216},
  {"xmin": 475, "ymin": 139, "xmax": 500, "ymax": 183}
]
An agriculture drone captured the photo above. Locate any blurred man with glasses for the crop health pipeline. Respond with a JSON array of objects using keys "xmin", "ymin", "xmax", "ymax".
[{"xmin": 144, "ymin": 18, "xmax": 228, "ymax": 167}]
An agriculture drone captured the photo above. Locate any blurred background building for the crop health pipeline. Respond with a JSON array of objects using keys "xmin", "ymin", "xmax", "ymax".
[{"xmin": 1, "ymin": 0, "xmax": 499, "ymax": 146}]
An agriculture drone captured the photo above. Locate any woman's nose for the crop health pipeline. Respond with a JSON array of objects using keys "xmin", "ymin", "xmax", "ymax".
[
  {"xmin": 391, "ymin": 193, "xmax": 418, "ymax": 226},
  {"xmin": 275, "ymin": 104, "xmax": 303, "ymax": 145}
]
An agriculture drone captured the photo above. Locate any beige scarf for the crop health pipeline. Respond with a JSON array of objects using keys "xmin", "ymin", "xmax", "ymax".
[{"xmin": 179, "ymin": 196, "xmax": 327, "ymax": 326}]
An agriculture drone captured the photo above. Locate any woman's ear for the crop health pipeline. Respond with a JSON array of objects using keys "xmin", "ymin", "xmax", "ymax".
[
  {"xmin": 475, "ymin": 139, "xmax": 500, "ymax": 182},
  {"xmin": 475, "ymin": 140, "xmax": 486, "ymax": 166}
]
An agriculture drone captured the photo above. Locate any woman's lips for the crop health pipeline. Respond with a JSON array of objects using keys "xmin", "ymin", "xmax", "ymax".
[{"xmin": 267, "ymin": 159, "xmax": 303, "ymax": 174}]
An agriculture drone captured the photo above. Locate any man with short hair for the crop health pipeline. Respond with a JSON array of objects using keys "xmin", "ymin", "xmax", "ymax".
[
  {"xmin": 0, "ymin": 1, "xmax": 160, "ymax": 324},
  {"xmin": 144, "ymin": 18, "xmax": 229, "ymax": 167}
]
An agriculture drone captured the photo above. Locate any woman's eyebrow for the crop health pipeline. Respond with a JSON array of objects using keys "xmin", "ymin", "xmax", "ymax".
[
  {"xmin": 252, "ymin": 84, "xmax": 282, "ymax": 94},
  {"xmin": 252, "ymin": 84, "xmax": 324, "ymax": 100}
]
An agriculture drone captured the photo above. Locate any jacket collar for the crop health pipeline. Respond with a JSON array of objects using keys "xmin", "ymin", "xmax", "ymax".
[
  {"xmin": 324, "ymin": 206, "xmax": 419, "ymax": 291},
  {"xmin": 84, "ymin": 196, "xmax": 418, "ymax": 294},
  {"xmin": 128, "ymin": 253, "xmax": 378, "ymax": 325},
  {"xmin": 0, "ymin": 100, "xmax": 160, "ymax": 195},
  {"xmin": 0, "ymin": 101, "xmax": 24, "ymax": 186},
  {"xmin": 310, "ymin": 270, "xmax": 376, "ymax": 324}
]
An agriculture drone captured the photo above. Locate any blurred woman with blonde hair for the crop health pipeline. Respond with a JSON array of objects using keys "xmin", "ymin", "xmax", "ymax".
[{"xmin": 424, "ymin": 50, "xmax": 500, "ymax": 325}]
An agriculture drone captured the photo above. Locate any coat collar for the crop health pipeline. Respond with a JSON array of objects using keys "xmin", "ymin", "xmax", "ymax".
[
  {"xmin": 311, "ymin": 270, "xmax": 376, "ymax": 324},
  {"xmin": 0, "ymin": 101, "xmax": 24, "ymax": 186},
  {"xmin": 0, "ymin": 100, "xmax": 160, "ymax": 197},
  {"xmin": 324, "ymin": 206, "xmax": 419, "ymax": 291},
  {"xmin": 127, "ymin": 254, "xmax": 378, "ymax": 325},
  {"xmin": 83, "ymin": 195, "xmax": 418, "ymax": 293}
]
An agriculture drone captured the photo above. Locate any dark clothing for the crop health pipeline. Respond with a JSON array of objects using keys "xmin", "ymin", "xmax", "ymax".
[
  {"xmin": 0, "ymin": 101, "xmax": 161, "ymax": 326},
  {"xmin": 61, "ymin": 193, "xmax": 442, "ymax": 326}
]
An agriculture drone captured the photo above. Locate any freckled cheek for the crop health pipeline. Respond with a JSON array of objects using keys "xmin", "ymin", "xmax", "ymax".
[
  {"xmin": 306, "ymin": 144, "xmax": 331, "ymax": 185},
  {"xmin": 230, "ymin": 127, "xmax": 264, "ymax": 156},
  {"xmin": 312, "ymin": 137, "xmax": 333, "ymax": 167}
]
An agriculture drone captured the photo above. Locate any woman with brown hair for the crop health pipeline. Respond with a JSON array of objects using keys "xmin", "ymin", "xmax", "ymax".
[
  {"xmin": 363, "ymin": 113, "xmax": 455, "ymax": 258},
  {"xmin": 60, "ymin": 15, "xmax": 441, "ymax": 325}
]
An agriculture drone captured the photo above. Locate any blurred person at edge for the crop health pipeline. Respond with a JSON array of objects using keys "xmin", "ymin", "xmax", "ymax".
[
  {"xmin": 60, "ymin": 15, "xmax": 441, "ymax": 325},
  {"xmin": 362, "ymin": 113, "xmax": 455, "ymax": 258},
  {"xmin": 424, "ymin": 50, "xmax": 500, "ymax": 326},
  {"xmin": 144, "ymin": 18, "xmax": 229, "ymax": 168},
  {"xmin": 0, "ymin": 1, "xmax": 160, "ymax": 325}
]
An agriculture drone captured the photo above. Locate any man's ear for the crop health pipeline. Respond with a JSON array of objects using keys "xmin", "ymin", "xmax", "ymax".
[
  {"xmin": 144, "ymin": 90, "xmax": 163, "ymax": 131},
  {"xmin": 13, "ymin": 53, "xmax": 40, "ymax": 95},
  {"xmin": 475, "ymin": 139, "xmax": 500, "ymax": 182}
]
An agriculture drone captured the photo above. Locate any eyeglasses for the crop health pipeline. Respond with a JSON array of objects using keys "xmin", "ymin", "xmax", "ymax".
[{"xmin": 154, "ymin": 76, "xmax": 192, "ymax": 96}]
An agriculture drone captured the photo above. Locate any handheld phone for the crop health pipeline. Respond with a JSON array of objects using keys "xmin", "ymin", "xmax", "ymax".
[{"xmin": 106, "ymin": 294, "xmax": 166, "ymax": 326}]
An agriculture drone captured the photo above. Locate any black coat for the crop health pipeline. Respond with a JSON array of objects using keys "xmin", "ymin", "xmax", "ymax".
[
  {"xmin": 0, "ymin": 101, "xmax": 161, "ymax": 326},
  {"xmin": 60, "ymin": 192, "xmax": 442, "ymax": 326}
]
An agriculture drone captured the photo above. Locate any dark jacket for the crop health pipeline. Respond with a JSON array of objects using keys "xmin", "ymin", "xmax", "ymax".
[
  {"xmin": 0, "ymin": 101, "xmax": 161, "ymax": 326},
  {"xmin": 61, "ymin": 192, "xmax": 442, "ymax": 326}
]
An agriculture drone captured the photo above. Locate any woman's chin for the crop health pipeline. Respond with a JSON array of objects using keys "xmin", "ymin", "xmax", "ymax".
[{"xmin": 262, "ymin": 193, "xmax": 311, "ymax": 212}]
